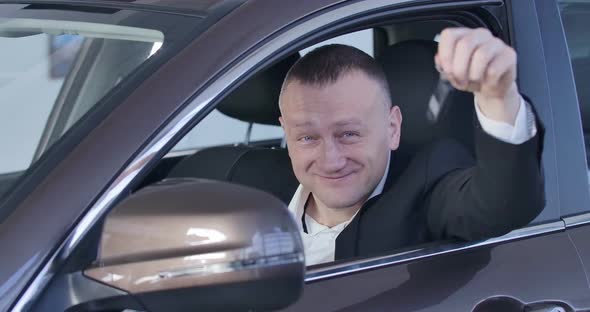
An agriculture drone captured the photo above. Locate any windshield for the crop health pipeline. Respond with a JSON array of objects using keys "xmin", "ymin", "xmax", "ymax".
[
  {"xmin": 0, "ymin": 4, "xmax": 203, "ymax": 204},
  {"xmin": 0, "ymin": 19, "xmax": 164, "ymax": 171}
]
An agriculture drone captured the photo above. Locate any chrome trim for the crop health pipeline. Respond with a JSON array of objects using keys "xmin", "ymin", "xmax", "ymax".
[
  {"xmin": 11, "ymin": 0, "xmax": 512, "ymax": 310},
  {"xmin": 158, "ymin": 253, "xmax": 303, "ymax": 280},
  {"xmin": 564, "ymin": 212, "xmax": 590, "ymax": 228},
  {"xmin": 164, "ymin": 147, "xmax": 202, "ymax": 158},
  {"xmin": 305, "ymin": 221, "xmax": 565, "ymax": 282}
]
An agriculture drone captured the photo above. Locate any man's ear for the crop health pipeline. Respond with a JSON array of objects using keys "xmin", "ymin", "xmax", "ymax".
[
  {"xmin": 279, "ymin": 116, "xmax": 285, "ymax": 129},
  {"xmin": 279, "ymin": 116, "xmax": 290, "ymax": 151},
  {"xmin": 388, "ymin": 105, "xmax": 402, "ymax": 151}
]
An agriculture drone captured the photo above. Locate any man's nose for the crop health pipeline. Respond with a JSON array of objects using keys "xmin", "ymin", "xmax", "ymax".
[{"xmin": 318, "ymin": 139, "xmax": 347, "ymax": 172}]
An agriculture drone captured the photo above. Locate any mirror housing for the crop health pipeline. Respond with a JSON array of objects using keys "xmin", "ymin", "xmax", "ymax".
[{"xmin": 83, "ymin": 178, "xmax": 304, "ymax": 312}]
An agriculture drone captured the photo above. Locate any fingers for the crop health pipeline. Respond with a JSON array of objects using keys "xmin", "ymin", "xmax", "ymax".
[
  {"xmin": 437, "ymin": 27, "xmax": 490, "ymax": 89},
  {"xmin": 437, "ymin": 27, "xmax": 470, "ymax": 73},
  {"xmin": 468, "ymin": 37, "xmax": 503, "ymax": 83},
  {"xmin": 451, "ymin": 28, "xmax": 493, "ymax": 87},
  {"xmin": 437, "ymin": 27, "xmax": 517, "ymax": 97},
  {"xmin": 486, "ymin": 46, "xmax": 517, "ymax": 87}
]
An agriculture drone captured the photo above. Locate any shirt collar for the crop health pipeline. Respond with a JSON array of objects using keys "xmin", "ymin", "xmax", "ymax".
[
  {"xmin": 304, "ymin": 213, "xmax": 352, "ymax": 236},
  {"xmin": 368, "ymin": 153, "xmax": 390, "ymax": 201},
  {"xmin": 287, "ymin": 153, "xmax": 391, "ymax": 231}
]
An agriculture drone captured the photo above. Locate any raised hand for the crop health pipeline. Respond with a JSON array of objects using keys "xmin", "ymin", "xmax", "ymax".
[{"xmin": 435, "ymin": 27, "xmax": 521, "ymax": 125}]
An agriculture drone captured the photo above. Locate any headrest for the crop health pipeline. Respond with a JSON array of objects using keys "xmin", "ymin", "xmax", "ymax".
[
  {"xmin": 216, "ymin": 53, "xmax": 300, "ymax": 125},
  {"xmin": 376, "ymin": 40, "xmax": 440, "ymax": 150},
  {"xmin": 376, "ymin": 40, "xmax": 476, "ymax": 160}
]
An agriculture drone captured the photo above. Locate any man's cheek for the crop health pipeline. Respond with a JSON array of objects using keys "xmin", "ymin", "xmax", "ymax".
[
  {"xmin": 299, "ymin": 159, "xmax": 315, "ymax": 176},
  {"xmin": 291, "ymin": 158, "xmax": 312, "ymax": 179}
]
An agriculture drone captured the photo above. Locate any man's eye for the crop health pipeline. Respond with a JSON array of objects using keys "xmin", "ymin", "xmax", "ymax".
[
  {"xmin": 340, "ymin": 131, "xmax": 361, "ymax": 143},
  {"xmin": 298, "ymin": 135, "xmax": 315, "ymax": 142},
  {"xmin": 341, "ymin": 131, "xmax": 361, "ymax": 139}
]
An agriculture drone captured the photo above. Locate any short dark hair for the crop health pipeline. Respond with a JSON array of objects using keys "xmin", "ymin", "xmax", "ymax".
[{"xmin": 281, "ymin": 44, "xmax": 391, "ymax": 106}]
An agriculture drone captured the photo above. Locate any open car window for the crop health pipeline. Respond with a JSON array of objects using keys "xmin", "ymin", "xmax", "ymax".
[
  {"xmin": 172, "ymin": 110, "xmax": 284, "ymax": 153},
  {"xmin": 139, "ymin": 9, "xmax": 550, "ymax": 270}
]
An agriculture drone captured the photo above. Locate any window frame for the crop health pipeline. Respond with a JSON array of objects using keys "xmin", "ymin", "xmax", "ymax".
[
  {"xmin": 16, "ymin": 0, "xmax": 565, "ymax": 308},
  {"xmin": 548, "ymin": 0, "xmax": 590, "ymax": 223}
]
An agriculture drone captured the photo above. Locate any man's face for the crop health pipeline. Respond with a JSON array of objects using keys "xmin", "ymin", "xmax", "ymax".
[{"xmin": 279, "ymin": 70, "xmax": 402, "ymax": 209}]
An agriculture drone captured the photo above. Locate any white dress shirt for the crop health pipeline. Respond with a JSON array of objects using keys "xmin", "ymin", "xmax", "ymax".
[{"xmin": 288, "ymin": 96, "xmax": 538, "ymax": 266}]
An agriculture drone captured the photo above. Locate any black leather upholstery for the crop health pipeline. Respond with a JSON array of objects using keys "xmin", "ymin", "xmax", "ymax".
[
  {"xmin": 168, "ymin": 145, "xmax": 252, "ymax": 181},
  {"xmin": 376, "ymin": 40, "xmax": 475, "ymax": 167},
  {"xmin": 167, "ymin": 146, "xmax": 298, "ymax": 203},
  {"xmin": 377, "ymin": 40, "xmax": 440, "ymax": 150},
  {"xmin": 216, "ymin": 54, "xmax": 300, "ymax": 125},
  {"xmin": 167, "ymin": 55, "xmax": 301, "ymax": 203}
]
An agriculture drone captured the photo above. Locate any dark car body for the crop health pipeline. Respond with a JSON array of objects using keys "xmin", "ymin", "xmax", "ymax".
[{"xmin": 2, "ymin": 0, "xmax": 590, "ymax": 311}]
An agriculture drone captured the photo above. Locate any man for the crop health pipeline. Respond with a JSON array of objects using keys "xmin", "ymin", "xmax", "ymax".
[{"xmin": 278, "ymin": 28, "xmax": 544, "ymax": 266}]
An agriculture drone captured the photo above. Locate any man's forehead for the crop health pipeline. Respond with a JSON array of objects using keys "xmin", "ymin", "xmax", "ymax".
[
  {"xmin": 280, "ymin": 70, "xmax": 388, "ymax": 112},
  {"xmin": 290, "ymin": 117, "xmax": 365, "ymax": 129},
  {"xmin": 285, "ymin": 70, "xmax": 377, "ymax": 93}
]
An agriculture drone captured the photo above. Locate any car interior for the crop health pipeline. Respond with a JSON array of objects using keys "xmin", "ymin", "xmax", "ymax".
[{"xmin": 135, "ymin": 19, "xmax": 479, "ymax": 209}]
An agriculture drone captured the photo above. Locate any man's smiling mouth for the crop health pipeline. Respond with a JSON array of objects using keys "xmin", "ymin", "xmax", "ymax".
[{"xmin": 318, "ymin": 172, "xmax": 356, "ymax": 181}]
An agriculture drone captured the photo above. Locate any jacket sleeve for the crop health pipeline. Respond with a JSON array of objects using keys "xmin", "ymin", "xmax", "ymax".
[{"xmin": 424, "ymin": 108, "xmax": 545, "ymax": 241}]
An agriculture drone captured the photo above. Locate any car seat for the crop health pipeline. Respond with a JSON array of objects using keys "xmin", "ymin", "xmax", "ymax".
[
  {"xmin": 376, "ymin": 39, "xmax": 476, "ymax": 170},
  {"xmin": 166, "ymin": 54, "xmax": 300, "ymax": 204}
]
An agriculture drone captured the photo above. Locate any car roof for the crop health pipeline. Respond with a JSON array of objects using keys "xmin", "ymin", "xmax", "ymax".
[
  {"xmin": 95, "ymin": 0, "xmax": 238, "ymax": 13},
  {"xmin": 1, "ymin": 0, "xmax": 246, "ymax": 17}
]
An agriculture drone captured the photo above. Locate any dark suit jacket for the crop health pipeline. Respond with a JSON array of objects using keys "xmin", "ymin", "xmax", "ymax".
[{"xmin": 332, "ymin": 118, "xmax": 545, "ymax": 261}]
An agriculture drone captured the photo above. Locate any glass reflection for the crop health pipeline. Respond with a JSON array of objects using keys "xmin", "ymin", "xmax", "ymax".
[
  {"xmin": 185, "ymin": 228, "xmax": 226, "ymax": 245},
  {"xmin": 183, "ymin": 252, "xmax": 227, "ymax": 262}
]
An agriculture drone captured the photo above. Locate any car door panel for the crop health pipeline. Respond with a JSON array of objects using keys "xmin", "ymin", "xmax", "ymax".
[
  {"xmin": 284, "ymin": 231, "xmax": 590, "ymax": 311},
  {"xmin": 567, "ymin": 225, "xmax": 590, "ymax": 296}
]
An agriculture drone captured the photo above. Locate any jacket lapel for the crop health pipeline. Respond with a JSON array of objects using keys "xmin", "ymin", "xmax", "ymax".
[{"xmin": 334, "ymin": 152, "xmax": 400, "ymax": 260}]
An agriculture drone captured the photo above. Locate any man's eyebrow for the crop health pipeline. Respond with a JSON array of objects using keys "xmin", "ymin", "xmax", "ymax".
[
  {"xmin": 293, "ymin": 121, "xmax": 314, "ymax": 128},
  {"xmin": 291, "ymin": 119, "xmax": 364, "ymax": 128},
  {"xmin": 333, "ymin": 118, "xmax": 364, "ymax": 127}
]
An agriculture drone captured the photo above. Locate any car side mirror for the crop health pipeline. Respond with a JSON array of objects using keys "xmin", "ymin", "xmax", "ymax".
[{"xmin": 77, "ymin": 178, "xmax": 304, "ymax": 312}]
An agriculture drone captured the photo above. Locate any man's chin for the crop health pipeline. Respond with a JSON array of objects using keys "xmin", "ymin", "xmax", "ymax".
[{"xmin": 314, "ymin": 193, "xmax": 366, "ymax": 210}]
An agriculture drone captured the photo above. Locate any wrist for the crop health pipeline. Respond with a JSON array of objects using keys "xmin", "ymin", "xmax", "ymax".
[{"xmin": 475, "ymin": 83, "xmax": 521, "ymax": 125}]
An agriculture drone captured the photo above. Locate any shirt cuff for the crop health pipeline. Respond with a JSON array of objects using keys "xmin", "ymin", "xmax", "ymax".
[{"xmin": 474, "ymin": 95, "xmax": 537, "ymax": 145}]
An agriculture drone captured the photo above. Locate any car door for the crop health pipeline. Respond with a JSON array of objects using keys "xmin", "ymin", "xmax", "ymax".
[
  {"xmin": 553, "ymin": 0, "xmax": 590, "ymax": 306},
  {"xmin": 281, "ymin": 0, "xmax": 590, "ymax": 311}
]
